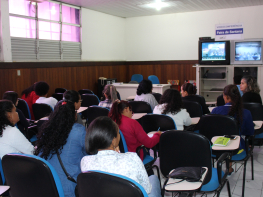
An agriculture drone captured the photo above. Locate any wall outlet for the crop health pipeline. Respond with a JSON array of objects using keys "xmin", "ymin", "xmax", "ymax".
[{"xmin": 17, "ymin": 70, "xmax": 21, "ymax": 76}]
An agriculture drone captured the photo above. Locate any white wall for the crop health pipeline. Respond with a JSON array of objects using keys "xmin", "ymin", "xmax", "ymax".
[
  {"xmin": 81, "ymin": 8, "xmax": 126, "ymax": 61},
  {"xmin": 125, "ymin": 5, "xmax": 263, "ymax": 61}
]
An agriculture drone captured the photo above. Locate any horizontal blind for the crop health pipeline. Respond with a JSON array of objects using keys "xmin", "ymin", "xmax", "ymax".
[
  {"xmin": 39, "ymin": 40, "xmax": 61, "ymax": 60},
  {"xmin": 62, "ymin": 41, "xmax": 81, "ymax": 61},
  {"xmin": 11, "ymin": 37, "xmax": 37, "ymax": 61}
]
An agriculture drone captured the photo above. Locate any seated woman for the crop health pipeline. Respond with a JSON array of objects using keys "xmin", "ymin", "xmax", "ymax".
[
  {"xmin": 63, "ymin": 90, "xmax": 83, "ymax": 125},
  {"xmin": 81, "ymin": 116, "xmax": 161, "ymax": 197},
  {"xmin": 35, "ymin": 98, "xmax": 86, "ymax": 197},
  {"xmin": 3, "ymin": 91, "xmax": 29, "ymax": 134},
  {"xmin": 153, "ymin": 89, "xmax": 191, "ymax": 130},
  {"xmin": 0, "ymin": 100, "xmax": 34, "ymax": 158},
  {"xmin": 181, "ymin": 83, "xmax": 210, "ymax": 114},
  {"xmin": 21, "ymin": 84, "xmax": 39, "ymax": 120},
  {"xmin": 109, "ymin": 101, "xmax": 161, "ymax": 160},
  {"xmin": 240, "ymin": 75, "xmax": 262, "ymax": 104},
  {"xmin": 134, "ymin": 79, "xmax": 158, "ymax": 110},
  {"xmin": 99, "ymin": 84, "xmax": 118, "ymax": 109}
]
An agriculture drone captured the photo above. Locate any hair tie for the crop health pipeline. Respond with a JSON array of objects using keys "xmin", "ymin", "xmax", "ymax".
[{"xmin": 62, "ymin": 101, "xmax": 67, "ymax": 105}]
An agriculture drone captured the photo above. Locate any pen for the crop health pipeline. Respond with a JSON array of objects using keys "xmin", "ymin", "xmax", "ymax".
[{"xmin": 157, "ymin": 127, "xmax": 160, "ymax": 131}]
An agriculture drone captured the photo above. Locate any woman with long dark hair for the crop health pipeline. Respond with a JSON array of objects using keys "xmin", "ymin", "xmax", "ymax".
[
  {"xmin": 109, "ymin": 100, "xmax": 161, "ymax": 160},
  {"xmin": 81, "ymin": 117, "xmax": 161, "ymax": 197},
  {"xmin": 240, "ymin": 75, "xmax": 262, "ymax": 104},
  {"xmin": 181, "ymin": 83, "xmax": 210, "ymax": 114},
  {"xmin": 0, "ymin": 100, "xmax": 34, "ymax": 158},
  {"xmin": 21, "ymin": 84, "xmax": 39, "ymax": 120},
  {"xmin": 35, "ymin": 97, "xmax": 86, "ymax": 197},
  {"xmin": 153, "ymin": 89, "xmax": 191, "ymax": 130}
]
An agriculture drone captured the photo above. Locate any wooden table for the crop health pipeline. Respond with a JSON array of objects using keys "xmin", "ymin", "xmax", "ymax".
[{"xmin": 211, "ymin": 136, "xmax": 240, "ymax": 151}]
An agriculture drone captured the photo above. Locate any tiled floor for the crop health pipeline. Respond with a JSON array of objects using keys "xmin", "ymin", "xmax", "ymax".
[{"xmin": 152, "ymin": 146, "xmax": 263, "ymax": 197}]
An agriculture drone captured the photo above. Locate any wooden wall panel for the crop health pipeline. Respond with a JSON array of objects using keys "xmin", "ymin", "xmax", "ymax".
[{"xmin": 0, "ymin": 60, "xmax": 197, "ymax": 98}]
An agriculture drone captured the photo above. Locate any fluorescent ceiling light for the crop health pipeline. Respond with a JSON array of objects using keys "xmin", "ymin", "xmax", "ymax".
[{"xmin": 138, "ymin": 0, "xmax": 172, "ymax": 11}]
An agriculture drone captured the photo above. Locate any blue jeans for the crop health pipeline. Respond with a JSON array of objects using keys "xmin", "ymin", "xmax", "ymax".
[{"xmin": 148, "ymin": 175, "xmax": 162, "ymax": 197}]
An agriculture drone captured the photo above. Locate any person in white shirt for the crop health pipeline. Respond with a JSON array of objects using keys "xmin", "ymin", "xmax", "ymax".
[
  {"xmin": 81, "ymin": 116, "xmax": 161, "ymax": 197},
  {"xmin": 134, "ymin": 79, "xmax": 158, "ymax": 110},
  {"xmin": 35, "ymin": 81, "xmax": 57, "ymax": 109},
  {"xmin": 0, "ymin": 100, "xmax": 34, "ymax": 159},
  {"xmin": 153, "ymin": 89, "xmax": 191, "ymax": 130}
]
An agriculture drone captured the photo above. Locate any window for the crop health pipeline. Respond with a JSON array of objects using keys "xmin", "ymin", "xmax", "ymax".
[{"xmin": 9, "ymin": 0, "xmax": 81, "ymax": 61}]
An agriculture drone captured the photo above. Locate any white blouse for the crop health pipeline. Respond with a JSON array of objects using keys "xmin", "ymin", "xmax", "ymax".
[
  {"xmin": 0, "ymin": 125, "xmax": 34, "ymax": 158},
  {"xmin": 134, "ymin": 93, "xmax": 158, "ymax": 110},
  {"xmin": 81, "ymin": 150, "xmax": 152, "ymax": 194},
  {"xmin": 153, "ymin": 103, "xmax": 192, "ymax": 130}
]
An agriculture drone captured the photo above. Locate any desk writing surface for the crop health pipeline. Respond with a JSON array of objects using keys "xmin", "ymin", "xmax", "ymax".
[
  {"xmin": 208, "ymin": 107, "xmax": 215, "ymax": 112},
  {"xmin": 77, "ymin": 107, "xmax": 88, "ymax": 113},
  {"xmin": 165, "ymin": 167, "xmax": 208, "ymax": 191},
  {"xmin": 211, "ymin": 136, "xmax": 240, "ymax": 150},
  {"xmin": 0, "ymin": 186, "xmax": 10, "ymax": 195},
  {"xmin": 254, "ymin": 121, "xmax": 263, "ymax": 129},
  {"xmin": 191, "ymin": 117, "xmax": 200, "ymax": 125},
  {"xmin": 132, "ymin": 113, "xmax": 147, "ymax": 120}
]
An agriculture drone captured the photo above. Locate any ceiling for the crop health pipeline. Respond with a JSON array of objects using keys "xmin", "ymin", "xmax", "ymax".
[{"xmin": 54, "ymin": 0, "xmax": 263, "ymax": 18}]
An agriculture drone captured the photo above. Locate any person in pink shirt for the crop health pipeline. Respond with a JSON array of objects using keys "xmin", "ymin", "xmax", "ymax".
[{"xmin": 109, "ymin": 100, "xmax": 161, "ymax": 160}]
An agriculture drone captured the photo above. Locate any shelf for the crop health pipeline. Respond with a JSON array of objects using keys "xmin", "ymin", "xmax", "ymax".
[{"xmin": 201, "ymin": 78, "xmax": 226, "ymax": 80}]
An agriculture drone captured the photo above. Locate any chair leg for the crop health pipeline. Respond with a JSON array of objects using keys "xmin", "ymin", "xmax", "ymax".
[
  {"xmin": 251, "ymin": 154, "xmax": 254, "ymax": 180},
  {"xmin": 242, "ymin": 161, "xmax": 247, "ymax": 197},
  {"xmin": 227, "ymin": 179, "xmax": 232, "ymax": 197}
]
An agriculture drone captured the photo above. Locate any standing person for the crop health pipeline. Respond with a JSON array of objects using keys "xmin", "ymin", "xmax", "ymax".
[
  {"xmin": 153, "ymin": 89, "xmax": 191, "ymax": 130},
  {"xmin": 21, "ymin": 84, "xmax": 39, "ymax": 120},
  {"xmin": 81, "ymin": 117, "xmax": 162, "ymax": 197},
  {"xmin": 134, "ymin": 79, "xmax": 158, "ymax": 110},
  {"xmin": 3, "ymin": 91, "xmax": 29, "ymax": 134},
  {"xmin": 35, "ymin": 100, "xmax": 86, "ymax": 197},
  {"xmin": 99, "ymin": 84, "xmax": 118, "ymax": 109},
  {"xmin": 109, "ymin": 100, "xmax": 161, "ymax": 160},
  {"xmin": 240, "ymin": 75, "xmax": 262, "ymax": 104},
  {"xmin": 35, "ymin": 81, "xmax": 58, "ymax": 109},
  {"xmin": 0, "ymin": 100, "xmax": 34, "ymax": 158},
  {"xmin": 181, "ymin": 83, "xmax": 210, "ymax": 115},
  {"xmin": 211, "ymin": 85, "xmax": 254, "ymax": 173}
]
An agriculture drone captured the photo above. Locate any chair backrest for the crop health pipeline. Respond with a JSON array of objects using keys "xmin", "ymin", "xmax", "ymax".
[
  {"xmin": 137, "ymin": 114, "xmax": 177, "ymax": 134},
  {"xmin": 128, "ymin": 101, "xmax": 152, "ymax": 113},
  {"xmin": 2, "ymin": 153, "xmax": 64, "ymax": 197},
  {"xmin": 131, "ymin": 74, "xmax": 143, "ymax": 83},
  {"xmin": 86, "ymin": 106, "xmax": 109, "ymax": 125},
  {"xmin": 119, "ymin": 130, "xmax": 128, "ymax": 153},
  {"xmin": 81, "ymin": 94, "xmax": 100, "ymax": 119},
  {"xmin": 77, "ymin": 171, "xmax": 147, "ymax": 197},
  {"xmin": 0, "ymin": 158, "xmax": 5, "ymax": 185},
  {"xmin": 243, "ymin": 102, "xmax": 263, "ymax": 121},
  {"xmin": 55, "ymin": 88, "xmax": 67, "ymax": 93},
  {"xmin": 217, "ymin": 94, "xmax": 225, "ymax": 106},
  {"xmin": 159, "ymin": 131, "xmax": 212, "ymax": 185},
  {"xmin": 52, "ymin": 93, "xmax": 63, "ymax": 101},
  {"xmin": 148, "ymin": 75, "xmax": 160, "ymax": 84},
  {"xmin": 152, "ymin": 93, "xmax": 162, "ymax": 103},
  {"xmin": 198, "ymin": 114, "xmax": 239, "ymax": 142},
  {"xmin": 182, "ymin": 100, "xmax": 203, "ymax": 118},
  {"xmin": 32, "ymin": 103, "xmax": 53, "ymax": 120},
  {"xmin": 17, "ymin": 99, "xmax": 31, "ymax": 119},
  {"xmin": 78, "ymin": 89, "xmax": 94, "ymax": 95}
]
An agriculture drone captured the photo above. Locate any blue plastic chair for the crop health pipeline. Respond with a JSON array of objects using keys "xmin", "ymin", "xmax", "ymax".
[
  {"xmin": 148, "ymin": 75, "xmax": 160, "ymax": 84},
  {"xmin": 78, "ymin": 170, "xmax": 148, "ymax": 197},
  {"xmin": 17, "ymin": 99, "xmax": 31, "ymax": 120},
  {"xmin": 0, "ymin": 158, "xmax": 5, "ymax": 185},
  {"xmin": 2, "ymin": 153, "xmax": 64, "ymax": 197},
  {"xmin": 131, "ymin": 74, "xmax": 143, "ymax": 83}
]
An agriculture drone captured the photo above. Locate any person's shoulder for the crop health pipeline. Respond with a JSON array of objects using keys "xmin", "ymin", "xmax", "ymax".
[
  {"xmin": 122, "ymin": 152, "xmax": 140, "ymax": 160},
  {"xmin": 72, "ymin": 123, "xmax": 86, "ymax": 131}
]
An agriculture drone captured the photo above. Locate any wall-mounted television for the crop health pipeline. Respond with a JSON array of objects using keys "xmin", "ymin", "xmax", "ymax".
[
  {"xmin": 199, "ymin": 40, "xmax": 230, "ymax": 65},
  {"xmin": 231, "ymin": 39, "xmax": 263, "ymax": 65}
]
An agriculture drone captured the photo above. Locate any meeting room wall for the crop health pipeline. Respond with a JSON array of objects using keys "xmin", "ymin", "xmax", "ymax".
[{"xmin": 125, "ymin": 5, "xmax": 263, "ymax": 61}]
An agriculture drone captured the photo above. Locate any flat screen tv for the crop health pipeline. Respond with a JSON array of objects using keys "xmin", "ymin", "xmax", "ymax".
[
  {"xmin": 199, "ymin": 40, "xmax": 230, "ymax": 65},
  {"xmin": 231, "ymin": 39, "xmax": 263, "ymax": 65}
]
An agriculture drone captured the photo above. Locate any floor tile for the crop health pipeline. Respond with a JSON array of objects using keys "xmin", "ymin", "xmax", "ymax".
[{"xmin": 233, "ymin": 186, "xmax": 262, "ymax": 197}]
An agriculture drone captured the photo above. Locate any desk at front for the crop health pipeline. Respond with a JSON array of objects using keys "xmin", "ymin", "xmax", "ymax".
[{"xmin": 113, "ymin": 84, "xmax": 171, "ymax": 100}]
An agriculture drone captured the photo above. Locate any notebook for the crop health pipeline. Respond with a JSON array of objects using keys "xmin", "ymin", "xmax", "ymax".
[{"xmin": 213, "ymin": 137, "xmax": 230, "ymax": 146}]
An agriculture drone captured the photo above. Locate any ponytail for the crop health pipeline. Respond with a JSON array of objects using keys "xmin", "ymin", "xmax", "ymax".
[{"xmin": 109, "ymin": 101, "xmax": 131, "ymax": 125}]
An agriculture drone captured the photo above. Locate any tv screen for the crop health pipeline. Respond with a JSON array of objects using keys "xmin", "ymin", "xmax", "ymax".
[
  {"xmin": 235, "ymin": 41, "xmax": 261, "ymax": 61},
  {"xmin": 199, "ymin": 40, "xmax": 230, "ymax": 65}
]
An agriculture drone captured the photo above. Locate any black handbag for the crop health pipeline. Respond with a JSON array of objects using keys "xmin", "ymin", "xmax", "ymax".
[{"xmin": 168, "ymin": 167, "xmax": 205, "ymax": 182}]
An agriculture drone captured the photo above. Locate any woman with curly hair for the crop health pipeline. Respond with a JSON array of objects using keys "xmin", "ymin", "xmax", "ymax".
[
  {"xmin": 134, "ymin": 79, "xmax": 158, "ymax": 110},
  {"xmin": 153, "ymin": 89, "xmax": 191, "ymax": 130},
  {"xmin": 35, "ymin": 97, "xmax": 86, "ymax": 197},
  {"xmin": 181, "ymin": 83, "xmax": 210, "ymax": 114},
  {"xmin": 240, "ymin": 75, "xmax": 262, "ymax": 104},
  {"xmin": 0, "ymin": 100, "xmax": 34, "ymax": 158},
  {"xmin": 211, "ymin": 84, "xmax": 254, "ymax": 173},
  {"xmin": 109, "ymin": 100, "xmax": 161, "ymax": 160}
]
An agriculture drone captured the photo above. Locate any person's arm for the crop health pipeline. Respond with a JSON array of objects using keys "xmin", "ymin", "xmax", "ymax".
[
  {"xmin": 183, "ymin": 110, "xmax": 192, "ymax": 126},
  {"xmin": 79, "ymin": 125, "xmax": 88, "ymax": 156},
  {"xmin": 11, "ymin": 127, "xmax": 34, "ymax": 155},
  {"xmin": 17, "ymin": 109, "xmax": 30, "ymax": 128},
  {"xmin": 132, "ymin": 153, "xmax": 152, "ymax": 194},
  {"xmin": 241, "ymin": 110, "xmax": 254, "ymax": 136},
  {"xmin": 132, "ymin": 120, "xmax": 160, "ymax": 148}
]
